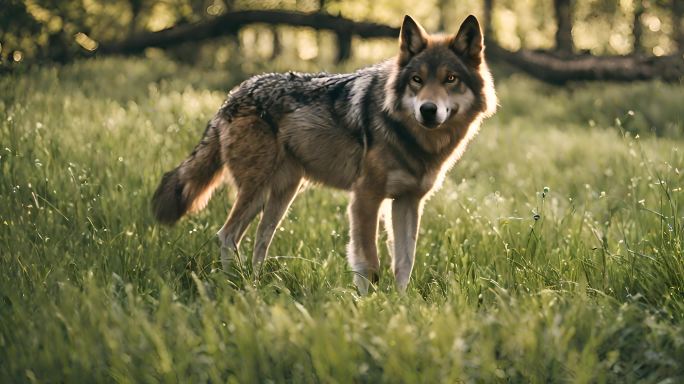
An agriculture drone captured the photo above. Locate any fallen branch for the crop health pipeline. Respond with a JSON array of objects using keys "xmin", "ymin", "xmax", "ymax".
[
  {"xmin": 99, "ymin": 10, "xmax": 400, "ymax": 54},
  {"xmin": 486, "ymin": 44, "xmax": 684, "ymax": 84},
  {"xmin": 98, "ymin": 9, "xmax": 684, "ymax": 84}
]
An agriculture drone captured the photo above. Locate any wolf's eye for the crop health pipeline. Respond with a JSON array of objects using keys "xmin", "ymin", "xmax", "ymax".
[
  {"xmin": 411, "ymin": 75, "xmax": 422, "ymax": 84},
  {"xmin": 446, "ymin": 74, "xmax": 458, "ymax": 83}
]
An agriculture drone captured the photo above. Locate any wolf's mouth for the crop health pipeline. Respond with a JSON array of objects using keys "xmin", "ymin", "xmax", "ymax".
[{"xmin": 420, "ymin": 121, "xmax": 441, "ymax": 129}]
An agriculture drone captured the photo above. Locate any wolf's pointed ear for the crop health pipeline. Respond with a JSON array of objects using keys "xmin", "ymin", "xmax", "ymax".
[
  {"xmin": 399, "ymin": 15, "xmax": 428, "ymax": 61},
  {"xmin": 451, "ymin": 15, "xmax": 484, "ymax": 65}
]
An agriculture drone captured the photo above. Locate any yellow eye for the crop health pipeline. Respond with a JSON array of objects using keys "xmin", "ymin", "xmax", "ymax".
[
  {"xmin": 446, "ymin": 74, "xmax": 458, "ymax": 83},
  {"xmin": 412, "ymin": 75, "xmax": 422, "ymax": 84}
]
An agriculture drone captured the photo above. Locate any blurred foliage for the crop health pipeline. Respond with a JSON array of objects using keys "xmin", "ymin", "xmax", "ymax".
[{"xmin": 0, "ymin": 0, "xmax": 681, "ymax": 68}]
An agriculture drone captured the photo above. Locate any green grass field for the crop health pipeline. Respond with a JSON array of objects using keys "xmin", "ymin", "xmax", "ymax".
[{"xmin": 1, "ymin": 57, "xmax": 683, "ymax": 383}]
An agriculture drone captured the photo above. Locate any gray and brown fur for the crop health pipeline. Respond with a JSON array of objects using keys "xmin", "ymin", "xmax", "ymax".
[{"xmin": 152, "ymin": 15, "xmax": 497, "ymax": 293}]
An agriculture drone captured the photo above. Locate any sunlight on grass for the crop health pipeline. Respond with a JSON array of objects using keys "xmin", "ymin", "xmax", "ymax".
[{"xmin": 1, "ymin": 57, "xmax": 683, "ymax": 382}]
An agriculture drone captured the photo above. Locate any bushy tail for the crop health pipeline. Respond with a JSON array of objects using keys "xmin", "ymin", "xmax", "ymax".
[{"xmin": 152, "ymin": 121, "xmax": 225, "ymax": 224}]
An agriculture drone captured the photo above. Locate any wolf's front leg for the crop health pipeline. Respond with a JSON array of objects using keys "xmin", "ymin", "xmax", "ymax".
[
  {"xmin": 381, "ymin": 200, "xmax": 395, "ymax": 261},
  {"xmin": 347, "ymin": 190, "xmax": 384, "ymax": 294},
  {"xmin": 391, "ymin": 196, "xmax": 422, "ymax": 292}
]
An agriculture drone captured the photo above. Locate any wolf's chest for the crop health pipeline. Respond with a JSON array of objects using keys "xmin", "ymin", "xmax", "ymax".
[{"xmin": 385, "ymin": 169, "xmax": 437, "ymax": 198}]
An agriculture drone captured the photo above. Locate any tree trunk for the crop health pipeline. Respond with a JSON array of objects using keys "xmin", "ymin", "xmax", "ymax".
[
  {"xmin": 270, "ymin": 26, "xmax": 281, "ymax": 60},
  {"xmin": 317, "ymin": 0, "xmax": 325, "ymax": 61},
  {"xmin": 127, "ymin": 0, "xmax": 144, "ymax": 35},
  {"xmin": 483, "ymin": 0, "xmax": 494, "ymax": 37},
  {"xmin": 437, "ymin": 0, "xmax": 448, "ymax": 32},
  {"xmin": 673, "ymin": 0, "xmax": 684, "ymax": 52},
  {"xmin": 553, "ymin": 0, "xmax": 573, "ymax": 54},
  {"xmin": 335, "ymin": 30, "xmax": 352, "ymax": 63},
  {"xmin": 633, "ymin": 0, "xmax": 644, "ymax": 54}
]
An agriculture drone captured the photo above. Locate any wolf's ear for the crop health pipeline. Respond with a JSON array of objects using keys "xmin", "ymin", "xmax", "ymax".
[
  {"xmin": 399, "ymin": 15, "xmax": 428, "ymax": 61},
  {"xmin": 451, "ymin": 15, "xmax": 483, "ymax": 65}
]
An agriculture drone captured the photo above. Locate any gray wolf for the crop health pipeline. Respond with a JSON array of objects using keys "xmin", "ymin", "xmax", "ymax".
[{"xmin": 151, "ymin": 15, "xmax": 497, "ymax": 293}]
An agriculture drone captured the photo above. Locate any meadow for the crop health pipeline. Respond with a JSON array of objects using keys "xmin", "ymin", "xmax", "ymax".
[{"xmin": 1, "ymin": 56, "xmax": 683, "ymax": 383}]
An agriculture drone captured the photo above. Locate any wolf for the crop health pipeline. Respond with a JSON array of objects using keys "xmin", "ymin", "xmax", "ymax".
[{"xmin": 152, "ymin": 15, "xmax": 496, "ymax": 293}]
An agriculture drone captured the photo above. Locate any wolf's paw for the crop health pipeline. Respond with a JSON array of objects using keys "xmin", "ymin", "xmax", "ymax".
[
  {"xmin": 353, "ymin": 273, "xmax": 370, "ymax": 295},
  {"xmin": 353, "ymin": 270, "xmax": 379, "ymax": 296},
  {"xmin": 220, "ymin": 245, "xmax": 242, "ymax": 271}
]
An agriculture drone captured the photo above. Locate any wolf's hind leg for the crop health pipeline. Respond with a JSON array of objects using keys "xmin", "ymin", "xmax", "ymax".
[
  {"xmin": 217, "ymin": 116, "xmax": 279, "ymax": 271},
  {"xmin": 218, "ymin": 187, "xmax": 268, "ymax": 271},
  {"xmin": 252, "ymin": 175, "xmax": 302, "ymax": 274}
]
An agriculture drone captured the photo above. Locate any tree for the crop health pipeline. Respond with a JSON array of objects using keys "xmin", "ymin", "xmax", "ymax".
[
  {"xmin": 553, "ymin": 0, "xmax": 574, "ymax": 54},
  {"xmin": 437, "ymin": 0, "xmax": 448, "ymax": 31},
  {"xmin": 127, "ymin": 0, "xmax": 145, "ymax": 34},
  {"xmin": 335, "ymin": 30, "xmax": 352, "ymax": 63},
  {"xmin": 633, "ymin": 0, "xmax": 645, "ymax": 54},
  {"xmin": 673, "ymin": 0, "xmax": 684, "ymax": 52},
  {"xmin": 483, "ymin": 0, "xmax": 494, "ymax": 38}
]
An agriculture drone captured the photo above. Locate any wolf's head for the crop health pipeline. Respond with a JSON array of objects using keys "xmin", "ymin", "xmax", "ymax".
[{"xmin": 385, "ymin": 15, "xmax": 496, "ymax": 129}]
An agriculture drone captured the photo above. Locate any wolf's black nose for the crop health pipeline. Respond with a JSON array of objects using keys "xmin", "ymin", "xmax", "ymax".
[{"xmin": 420, "ymin": 102, "xmax": 438, "ymax": 121}]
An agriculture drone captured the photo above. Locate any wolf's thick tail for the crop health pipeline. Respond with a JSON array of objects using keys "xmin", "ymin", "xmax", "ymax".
[{"xmin": 152, "ymin": 120, "xmax": 225, "ymax": 224}]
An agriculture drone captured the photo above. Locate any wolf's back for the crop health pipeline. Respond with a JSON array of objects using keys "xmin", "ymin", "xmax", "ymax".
[{"xmin": 151, "ymin": 119, "xmax": 224, "ymax": 224}]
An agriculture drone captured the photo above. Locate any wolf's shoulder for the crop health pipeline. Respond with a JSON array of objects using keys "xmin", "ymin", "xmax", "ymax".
[{"xmin": 236, "ymin": 71, "xmax": 360, "ymax": 94}]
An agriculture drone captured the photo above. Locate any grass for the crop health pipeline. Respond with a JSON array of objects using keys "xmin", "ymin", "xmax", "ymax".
[{"xmin": 1, "ymin": 56, "xmax": 683, "ymax": 383}]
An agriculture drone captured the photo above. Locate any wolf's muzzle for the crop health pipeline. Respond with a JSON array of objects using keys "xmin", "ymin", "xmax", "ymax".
[{"xmin": 419, "ymin": 102, "xmax": 438, "ymax": 121}]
